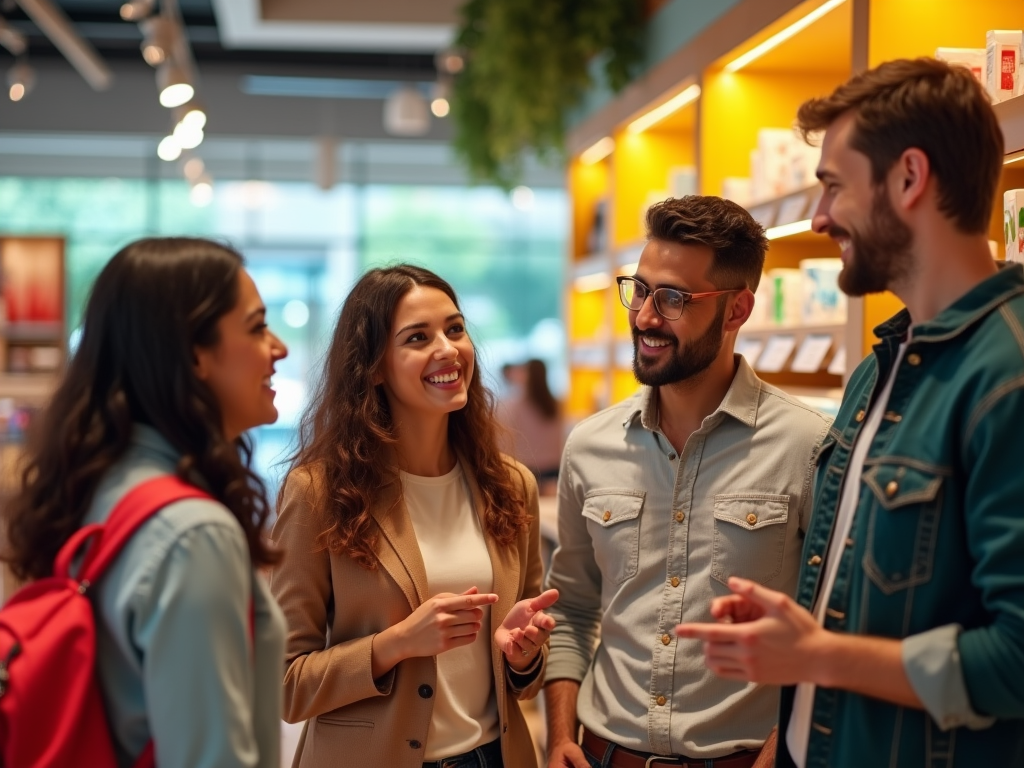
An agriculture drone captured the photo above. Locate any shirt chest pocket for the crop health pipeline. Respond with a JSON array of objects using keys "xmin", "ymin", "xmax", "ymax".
[
  {"xmin": 711, "ymin": 493, "xmax": 790, "ymax": 585},
  {"xmin": 582, "ymin": 490, "xmax": 644, "ymax": 585},
  {"xmin": 862, "ymin": 461, "xmax": 945, "ymax": 595}
]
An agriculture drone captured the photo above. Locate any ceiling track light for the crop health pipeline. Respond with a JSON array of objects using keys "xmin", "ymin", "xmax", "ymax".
[
  {"xmin": 435, "ymin": 48, "xmax": 464, "ymax": 75},
  {"xmin": 430, "ymin": 78, "xmax": 451, "ymax": 118},
  {"xmin": 7, "ymin": 60, "xmax": 35, "ymax": 102},
  {"xmin": 157, "ymin": 60, "xmax": 194, "ymax": 107},
  {"xmin": 139, "ymin": 15, "xmax": 176, "ymax": 67},
  {"xmin": 120, "ymin": 0, "xmax": 154, "ymax": 21},
  {"xmin": 0, "ymin": 18, "xmax": 28, "ymax": 56}
]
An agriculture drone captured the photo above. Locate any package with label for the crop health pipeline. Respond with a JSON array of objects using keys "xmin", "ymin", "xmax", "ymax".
[
  {"xmin": 767, "ymin": 268, "xmax": 803, "ymax": 326},
  {"xmin": 756, "ymin": 128, "xmax": 797, "ymax": 201},
  {"xmin": 800, "ymin": 258, "xmax": 847, "ymax": 324},
  {"xmin": 1003, "ymin": 189, "xmax": 1024, "ymax": 263},
  {"xmin": 986, "ymin": 30, "xmax": 1023, "ymax": 102},
  {"xmin": 936, "ymin": 47, "xmax": 986, "ymax": 83},
  {"xmin": 721, "ymin": 177, "xmax": 753, "ymax": 208}
]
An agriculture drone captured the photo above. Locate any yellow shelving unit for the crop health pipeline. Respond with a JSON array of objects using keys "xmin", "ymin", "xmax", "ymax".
[{"xmin": 565, "ymin": 0, "xmax": 1024, "ymax": 418}]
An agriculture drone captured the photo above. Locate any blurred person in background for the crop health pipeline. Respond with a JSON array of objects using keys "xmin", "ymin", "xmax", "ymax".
[
  {"xmin": 498, "ymin": 359, "xmax": 565, "ymax": 495},
  {"xmin": 1, "ymin": 238, "xmax": 289, "ymax": 768},
  {"xmin": 271, "ymin": 264, "xmax": 557, "ymax": 768}
]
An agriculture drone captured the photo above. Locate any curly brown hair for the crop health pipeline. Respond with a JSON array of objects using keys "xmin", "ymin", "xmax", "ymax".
[
  {"xmin": 284, "ymin": 264, "xmax": 529, "ymax": 570},
  {"xmin": 2, "ymin": 238, "xmax": 278, "ymax": 581},
  {"xmin": 796, "ymin": 57, "xmax": 1002, "ymax": 235}
]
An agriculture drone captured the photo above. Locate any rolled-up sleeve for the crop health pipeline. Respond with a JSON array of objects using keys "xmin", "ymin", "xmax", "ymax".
[
  {"xmin": 544, "ymin": 433, "xmax": 603, "ymax": 683},
  {"xmin": 902, "ymin": 624, "xmax": 996, "ymax": 730}
]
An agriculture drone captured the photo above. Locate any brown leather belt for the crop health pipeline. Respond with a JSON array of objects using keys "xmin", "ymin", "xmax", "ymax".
[{"xmin": 581, "ymin": 728, "xmax": 759, "ymax": 768}]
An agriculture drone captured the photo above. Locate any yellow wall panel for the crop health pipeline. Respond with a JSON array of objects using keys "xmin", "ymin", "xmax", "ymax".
[
  {"xmin": 569, "ymin": 158, "xmax": 611, "ymax": 259},
  {"xmin": 568, "ymin": 287, "xmax": 611, "ymax": 341},
  {"xmin": 612, "ymin": 368, "xmax": 641, "ymax": 405},
  {"xmin": 566, "ymin": 369, "xmax": 609, "ymax": 418}
]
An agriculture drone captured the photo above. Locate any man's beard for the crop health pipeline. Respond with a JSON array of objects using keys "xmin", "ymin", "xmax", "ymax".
[
  {"xmin": 632, "ymin": 301, "xmax": 727, "ymax": 387},
  {"xmin": 836, "ymin": 185, "xmax": 914, "ymax": 296}
]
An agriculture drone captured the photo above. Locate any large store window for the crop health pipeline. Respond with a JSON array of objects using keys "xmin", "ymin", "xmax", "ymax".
[{"xmin": 0, "ymin": 176, "xmax": 567, "ymax": 498}]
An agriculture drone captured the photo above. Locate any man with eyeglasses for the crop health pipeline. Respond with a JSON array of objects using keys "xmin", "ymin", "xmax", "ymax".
[{"xmin": 543, "ymin": 196, "xmax": 831, "ymax": 768}]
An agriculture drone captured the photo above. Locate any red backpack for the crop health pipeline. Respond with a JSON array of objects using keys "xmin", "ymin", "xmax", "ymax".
[{"xmin": 0, "ymin": 476, "xmax": 212, "ymax": 768}]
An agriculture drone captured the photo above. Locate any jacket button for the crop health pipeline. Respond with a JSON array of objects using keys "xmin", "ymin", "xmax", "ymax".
[
  {"xmin": 418, "ymin": 684, "xmax": 433, "ymax": 699},
  {"xmin": 884, "ymin": 411, "xmax": 902, "ymax": 423},
  {"xmin": 602, "ymin": 510, "xmax": 611, "ymax": 522},
  {"xmin": 661, "ymin": 633, "xmax": 671, "ymax": 646},
  {"xmin": 409, "ymin": 740, "xmax": 422, "ymax": 749},
  {"xmin": 746, "ymin": 513, "xmax": 757, "ymax": 525},
  {"xmin": 885, "ymin": 480, "xmax": 899, "ymax": 498},
  {"xmin": 855, "ymin": 410, "xmax": 866, "ymax": 423},
  {"xmin": 808, "ymin": 555, "xmax": 822, "ymax": 566},
  {"xmin": 675, "ymin": 511, "xmax": 684, "ymax": 523},
  {"xmin": 656, "ymin": 695, "xmax": 667, "ymax": 706},
  {"xmin": 670, "ymin": 576, "xmax": 680, "ymax": 588},
  {"xmin": 908, "ymin": 353, "xmax": 921, "ymax": 366}
]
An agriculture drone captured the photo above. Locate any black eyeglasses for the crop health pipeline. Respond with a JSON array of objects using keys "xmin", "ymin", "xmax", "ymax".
[{"xmin": 616, "ymin": 276, "xmax": 740, "ymax": 321}]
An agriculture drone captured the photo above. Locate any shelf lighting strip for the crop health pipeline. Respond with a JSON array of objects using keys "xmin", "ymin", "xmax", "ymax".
[
  {"xmin": 724, "ymin": 0, "xmax": 847, "ymax": 73},
  {"xmin": 580, "ymin": 136, "xmax": 615, "ymax": 165},
  {"xmin": 627, "ymin": 84, "xmax": 701, "ymax": 134},
  {"xmin": 573, "ymin": 272, "xmax": 612, "ymax": 293},
  {"xmin": 765, "ymin": 218, "xmax": 813, "ymax": 240}
]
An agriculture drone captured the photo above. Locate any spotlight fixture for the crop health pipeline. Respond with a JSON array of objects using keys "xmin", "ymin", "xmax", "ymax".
[
  {"xmin": 174, "ymin": 101, "xmax": 207, "ymax": 131},
  {"xmin": 6, "ymin": 61, "xmax": 35, "ymax": 102},
  {"xmin": 435, "ymin": 48, "xmax": 464, "ymax": 75},
  {"xmin": 383, "ymin": 84, "xmax": 430, "ymax": 137},
  {"xmin": 139, "ymin": 15, "xmax": 175, "ymax": 67},
  {"xmin": 430, "ymin": 79, "xmax": 450, "ymax": 118},
  {"xmin": 190, "ymin": 175, "xmax": 214, "ymax": 207},
  {"xmin": 172, "ymin": 119, "xmax": 203, "ymax": 149},
  {"xmin": 119, "ymin": 0, "xmax": 154, "ymax": 21},
  {"xmin": 182, "ymin": 156, "xmax": 205, "ymax": 181},
  {"xmin": 157, "ymin": 134, "xmax": 181, "ymax": 161},
  {"xmin": 0, "ymin": 18, "xmax": 28, "ymax": 56},
  {"xmin": 157, "ymin": 60, "xmax": 193, "ymax": 107}
]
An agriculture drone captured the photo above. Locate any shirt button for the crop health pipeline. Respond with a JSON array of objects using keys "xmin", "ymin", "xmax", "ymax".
[
  {"xmin": 746, "ymin": 513, "xmax": 757, "ymax": 526},
  {"xmin": 668, "ymin": 453, "xmax": 677, "ymax": 460},
  {"xmin": 661, "ymin": 633, "xmax": 671, "ymax": 646},
  {"xmin": 675, "ymin": 511, "xmax": 684, "ymax": 523},
  {"xmin": 808, "ymin": 555, "xmax": 822, "ymax": 566},
  {"xmin": 908, "ymin": 353, "xmax": 921, "ymax": 366},
  {"xmin": 418, "ymin": 684, "xmax": 433, "ymax": 699},
  {"xmin": 670, "ymin": 576, "xmax": 680, "ymax": 588},
  {"xmin": 884, "ymin": 411, "xmax": 903, "ymax": 423},
  {"xmin": 885, "ymin": 480, "xmax": 899, "ymax": 498},
  {"xmin": 855, "ymin": 409, "xmax": 866, "ymax": 423},
  {"xmin": 409, "ymin": 740, "xmax": 422, "ymax": 749},
  {"xmin": 602, "ymin": 510, "xmax": 611, "ymax": 522},
  {"xmin": 656, "ymin": 695, "xmax": 667, "ymax": 706}
]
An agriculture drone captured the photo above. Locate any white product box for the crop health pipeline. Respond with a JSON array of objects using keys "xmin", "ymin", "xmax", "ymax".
[
  {"xmin": 721, "ymin": 177, "xmax": 753, "ymax": 208},
  {"xmin": 669, "ymin": 166, "xmax": 697, "ymax": 198},
  {"xmin": 986, "ymin": 30, "xmax": 1023, "ymax": 102},
  {"xmin": 800, "ymin": 258, "xmax": 847, "ymax": 325},
  {"xmin": 1003, "ymin": 189, "xmax": 1024, "ymax": 263},
  {"xmin": 767, "ymin": 268, "xmax": 803, "ymax": 326},
  {"xmin": 936, "ymin": 47, "xmax": 986, "ymax": 84},
  {"xmin": 790, "ymin": 142, "xmax": 821, "ymax": 191},
  {"xmin": 757, "ymin": 128, "xmax": 797, "ymax": 201}
]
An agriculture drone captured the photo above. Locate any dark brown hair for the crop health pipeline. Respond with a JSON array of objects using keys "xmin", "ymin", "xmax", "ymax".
[
  {"xmin": 797, "ymin": 57, "xmax": 1003, "ymax": 235},
  {"xmin": 524, "ymin": 359, "xmax": 558, "ymax": 421},
  {"xmin": 645, "ymin": 196, "xmax": 768, "ymax": 291},
  {"xmin": 3, "ymin": 237, "xmax": 278, "ymax": 581},
  {"xmin": 285, "ymin": 264, "xmax": 529, "ymax": 570}
]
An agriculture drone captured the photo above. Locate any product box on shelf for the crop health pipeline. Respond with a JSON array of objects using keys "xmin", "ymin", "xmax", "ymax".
[
  {"xmin": 986, "ymin": 30, "xmax": 1023, "ymax": 102},
  {"xmin": 722, "ymin": 177, "xmax": 753, "ymax": 208},
  {"xmin": 748, "ymin": 273, "xmax": 772, "ymax": 328},
  {"xmin": 935, "ymin": 47, "xmax": 986, "ymax": 83},
  {"xmin": 1003, "ymin": 189, "xmax": 1024, "ymax": 263},
  {"xmin": 767, "ymin": 268, "xmax": 802, "ymax": 326},
  {"xmin": 753, "ymin": 128, "xmax": 796, "ymax": 203},
  {"xmin": 800, "ymin": 258, "xmax": 846, "ymax": 325}
]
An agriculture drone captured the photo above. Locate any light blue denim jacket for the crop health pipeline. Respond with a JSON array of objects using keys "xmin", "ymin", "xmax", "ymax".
[{"xmin": 83, "ymin": 425, "xmax": 285, "ymax": 768}]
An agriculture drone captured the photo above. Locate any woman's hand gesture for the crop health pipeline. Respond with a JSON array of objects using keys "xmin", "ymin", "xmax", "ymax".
[{"xmin": 494, "ymin": 588, "xmax": 559, "ymax": 672}]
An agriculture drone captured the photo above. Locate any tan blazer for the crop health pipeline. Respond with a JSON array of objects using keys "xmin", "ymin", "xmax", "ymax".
[{"xmin": 270, "ymin": 457, "xmax": 547, "ymax": 768}]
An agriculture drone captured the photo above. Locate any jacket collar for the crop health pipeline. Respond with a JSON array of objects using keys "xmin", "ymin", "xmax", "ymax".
[
  {"xmin": 873, "ymin": 263, "xmax": 1024, "ymax": 344},
  {"xmin": 622, "ymin": 354, "xmax": 762, "ymax": 433}
]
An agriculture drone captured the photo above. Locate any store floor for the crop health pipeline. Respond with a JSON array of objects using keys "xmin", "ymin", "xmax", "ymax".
[{"xmin": 280, "ymin": 698, "xmax": 547, "ymax": 765}]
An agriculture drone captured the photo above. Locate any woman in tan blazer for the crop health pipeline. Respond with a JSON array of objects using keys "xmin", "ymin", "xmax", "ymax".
[{"xmin": 271, "ymin": 265, "xmax": 557, "ymax": 768}]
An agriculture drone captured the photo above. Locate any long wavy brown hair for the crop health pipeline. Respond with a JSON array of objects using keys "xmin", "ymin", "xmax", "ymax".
[
  {"xmin": 285, "ymin": 264, "xmax": 529, "ymax": 570},
  {"xmin": 2, "ymin": 238, "xmax": 278, "ymax": 581}
]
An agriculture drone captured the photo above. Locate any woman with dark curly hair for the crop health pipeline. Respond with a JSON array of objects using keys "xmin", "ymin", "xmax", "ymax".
[
  {"xmin": 1, "ymin": 237, "xmax": 288, "ymax": 768},
  {"xmin": 271, "ymin": 265, "xmax": 557, "ymax": 768}
]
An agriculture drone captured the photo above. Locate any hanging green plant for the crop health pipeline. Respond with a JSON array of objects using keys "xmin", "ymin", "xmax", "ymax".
[{"xmin": 452, "ymin": 0, "xmax": 644, "ymax": 188}]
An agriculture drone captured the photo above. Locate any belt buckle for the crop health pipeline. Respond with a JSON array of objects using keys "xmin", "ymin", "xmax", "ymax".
[{"xmin": 644, "ymin": 756, "xmax": 681, "ymax": 768}]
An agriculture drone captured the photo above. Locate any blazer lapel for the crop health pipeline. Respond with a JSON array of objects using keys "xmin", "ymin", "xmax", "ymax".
[{"xmin": 369, "ymin": 478, "xmax": 429, "ymax": 611}]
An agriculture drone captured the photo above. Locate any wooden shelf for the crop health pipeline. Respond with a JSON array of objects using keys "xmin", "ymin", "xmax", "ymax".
[
  {"xmin": 739, "ymin": 322, "xmax": 845, "ymax": 343},
  {"xmin": 0, "ymin": 373, "xmax": 58, "ymax": 404},
  {"xmin": 1, "ymin": 322, "xmax": 63, "ymax": 343}
]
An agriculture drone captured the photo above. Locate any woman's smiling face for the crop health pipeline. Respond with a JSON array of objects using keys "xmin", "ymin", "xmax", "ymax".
[{"xmin": 379, "ymin": 285, "xmax": 475, "ymax": 425}]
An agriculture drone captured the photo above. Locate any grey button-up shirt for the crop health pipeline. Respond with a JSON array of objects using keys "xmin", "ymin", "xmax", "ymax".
[{"xmin": 545, "ymin": 358, "xmax": 830, "ymax": 759}]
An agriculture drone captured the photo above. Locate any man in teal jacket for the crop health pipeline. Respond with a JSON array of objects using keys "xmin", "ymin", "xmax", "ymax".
[{"xmin": 677, "ymin": 58, "xmax": 1024, "ymax": 767}]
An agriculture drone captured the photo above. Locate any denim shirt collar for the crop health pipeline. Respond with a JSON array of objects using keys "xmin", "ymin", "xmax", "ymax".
[
  {"xmin": 873, "ymin": 263, "xmax": 1024, "ymax": 344},
  {"xmin": 622, "ymin": 354, "xmax": 762, "ymax": 433},
  {"xmin": 131, "ymin": 423, "xmax": 182, "ymax": 463}
]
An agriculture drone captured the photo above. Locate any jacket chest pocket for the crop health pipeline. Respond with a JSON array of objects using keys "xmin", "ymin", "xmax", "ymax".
[
  {"xmin": 862, "ymin": 462, "xmax": 944, "ymax": 595},
  {"xmin": 711, "ymin": 494, "xmax": 790, "ymax": 585},
  {"xmin": 582, "ymin": 490, "xmax": 644, "ymax": 585}
]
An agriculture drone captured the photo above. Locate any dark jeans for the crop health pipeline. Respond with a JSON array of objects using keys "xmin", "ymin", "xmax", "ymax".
[{"xmin": 422, "ymin": 738, "xmax": 503, "ymax": 768}]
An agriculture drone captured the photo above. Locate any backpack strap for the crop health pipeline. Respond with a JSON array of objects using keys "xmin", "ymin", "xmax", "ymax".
[{"xmin": 52, "ymin": 476, "xmax": 213, "ymax": 585}]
